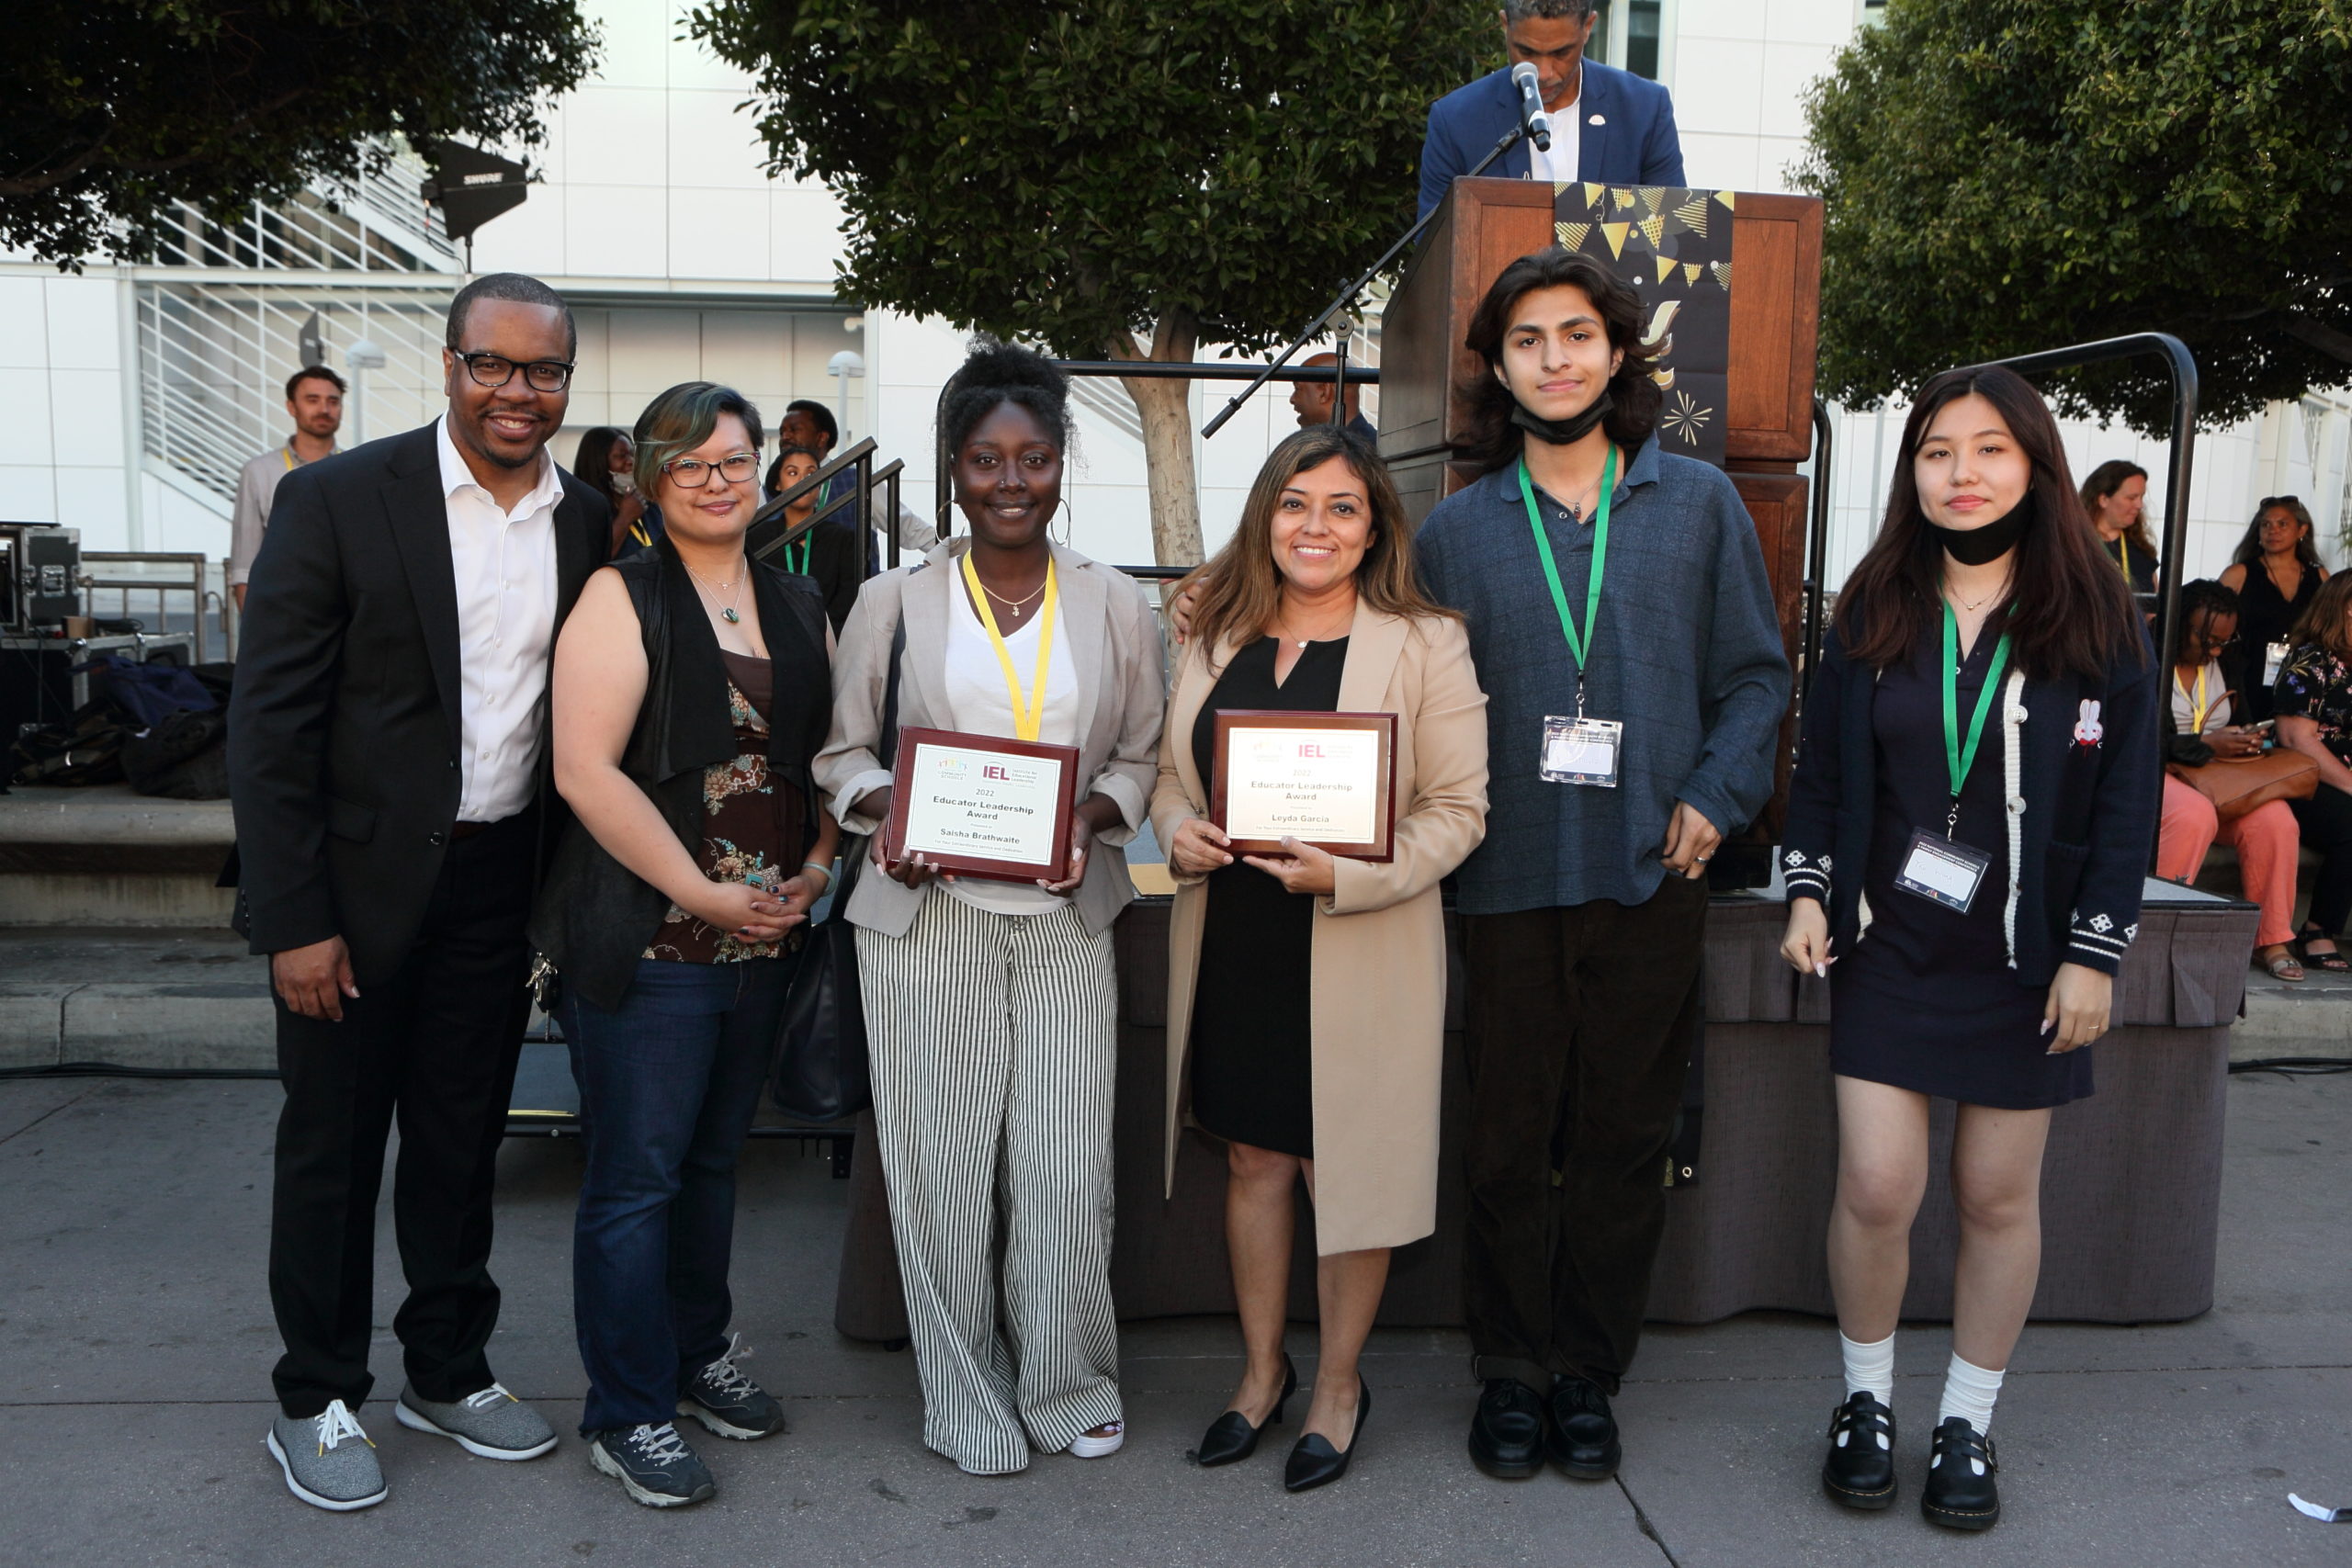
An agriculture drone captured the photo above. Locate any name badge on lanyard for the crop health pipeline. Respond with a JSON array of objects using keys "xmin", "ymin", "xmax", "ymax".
[
  {"xmin": 1896, "ymin": 603, "xmax": 2012, "ymax": 915},
  {"xmin": 1521, "ymin": 448, "xmax": 1622, "ymax": 787},
  {"xmin": 2266, "ymin": 640, "xmax": 2290, "ymax": 688}
]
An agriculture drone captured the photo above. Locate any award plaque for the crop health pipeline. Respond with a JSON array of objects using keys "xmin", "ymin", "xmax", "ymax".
[
  {"xmin": 883, "ymin": 727, "xmax": 1081, "ymax": 883},
  {"xmin": 1211, "ymin": 711, "xmax": 1397, "ymax": 862}
]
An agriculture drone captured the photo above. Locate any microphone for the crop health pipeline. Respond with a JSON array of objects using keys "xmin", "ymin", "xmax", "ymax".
[{"xmin": 1511, "ymin": 62, "xmax": 1555, "ymax": 153}]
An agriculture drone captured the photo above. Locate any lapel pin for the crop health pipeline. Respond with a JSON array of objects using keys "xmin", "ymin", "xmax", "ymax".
[{"xmin": 1589, "ymin": 113, "xmax": 1606, "ymax": 126}]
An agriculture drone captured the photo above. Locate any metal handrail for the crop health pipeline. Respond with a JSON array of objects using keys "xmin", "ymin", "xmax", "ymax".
[{"xmin": 78, "ymin": 552, "xmax": 211, "ymax": 663}]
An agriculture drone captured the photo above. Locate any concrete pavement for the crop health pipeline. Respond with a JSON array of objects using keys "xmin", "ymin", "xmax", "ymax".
[{"xmin": 0, "ymin": 1068, "xmax": 2345, "ymax": 1566}]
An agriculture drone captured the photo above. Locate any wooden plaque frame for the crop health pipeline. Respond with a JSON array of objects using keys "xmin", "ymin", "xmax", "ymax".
[
  {"xmin": 883, "ymin": 727, "xmax": 1081, "ymax": 884},
  {"xmin": 1210, "ymin": 710, "xmax": 1397, "ymax": 862}
]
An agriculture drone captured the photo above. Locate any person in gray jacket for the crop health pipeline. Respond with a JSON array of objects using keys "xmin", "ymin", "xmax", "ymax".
[{"xmin": 813, "ymin": 343, "xmax": 1165, "ymax": 1477}]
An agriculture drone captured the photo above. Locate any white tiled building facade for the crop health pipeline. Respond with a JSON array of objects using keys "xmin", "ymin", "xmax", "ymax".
[{"xmin": 2, "ymin": 0, "xmax": 2339, "ymax": 589}]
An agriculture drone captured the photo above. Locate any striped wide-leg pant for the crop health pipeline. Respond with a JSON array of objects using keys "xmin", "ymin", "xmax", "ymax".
[{"xmin": 856, "ymin": 889, "xmax": 1122, "ymax": 1475}]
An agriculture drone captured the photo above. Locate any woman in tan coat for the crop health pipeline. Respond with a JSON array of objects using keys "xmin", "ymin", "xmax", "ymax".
[{"xmin": 1152, "ymin": 425, "xmax": 1488, "ymax": 1492}]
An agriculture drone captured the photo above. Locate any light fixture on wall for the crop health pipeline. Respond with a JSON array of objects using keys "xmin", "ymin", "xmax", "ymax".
[{"xmin": 829, "ymin": 349, "xmax": 865, "ymax": 443}]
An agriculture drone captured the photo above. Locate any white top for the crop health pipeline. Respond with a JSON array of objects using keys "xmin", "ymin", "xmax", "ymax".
[
  {"xmin": 2170, "ymin": 659, "xmax": 2233, "ymax": 735},
  {"xmin": 435, "ymin": 415, "xmax": 562, "ymax": 824},
  {"xmin": 942, "ymin": 574, "xmax": 1080, "ymax": 916},
  {"xmin": 1529, "ymin": 87, "xmax": 1582, "ymax": 186}
]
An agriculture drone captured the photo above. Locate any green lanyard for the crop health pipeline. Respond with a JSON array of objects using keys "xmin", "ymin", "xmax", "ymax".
[
  {"xmin": 1940, "ymin": 601, "xmax": 2013, "ymax": 835},
  {"xmin": 1518, "ymin": 446, "xmax": 1618, "ymax": 701},
  {"xmin": 782, "ymin": 535, "xmax": 810, "ymax": 576}
]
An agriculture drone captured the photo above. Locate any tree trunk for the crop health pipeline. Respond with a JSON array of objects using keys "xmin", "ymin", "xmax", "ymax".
[{"xmin": 1111, "ymin": 309, "xmax": 1204, "ymax": 568}]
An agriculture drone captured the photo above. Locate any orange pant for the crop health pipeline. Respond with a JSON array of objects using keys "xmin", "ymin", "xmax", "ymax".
[{"xmin": 2158, "ymin": 775, "xmax": 2301, "ymax": 948}]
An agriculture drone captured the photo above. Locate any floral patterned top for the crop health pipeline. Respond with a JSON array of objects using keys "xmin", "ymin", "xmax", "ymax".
[
  {"xmin": 643, "ymin": 651, "xmax": 805, "ymax": 963},
  {"xmin": 2275, "ymin": 643, "xmax": 2352, "ymax": 767}
]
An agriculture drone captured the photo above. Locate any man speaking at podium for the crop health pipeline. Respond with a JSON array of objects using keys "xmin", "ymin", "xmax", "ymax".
[{"xmin": 1419, "ymin": 0, "xmax": 1685, "ymax": 222}]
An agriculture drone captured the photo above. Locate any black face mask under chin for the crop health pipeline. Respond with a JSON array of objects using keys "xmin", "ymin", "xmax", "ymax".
[
  {"xmin": 1927, "ymin": 494, "xmax": 2032, "ymax": 567},
  {"xmin": 1510, "ymin": 391, "xmax": 1614, "ymax": 447}
]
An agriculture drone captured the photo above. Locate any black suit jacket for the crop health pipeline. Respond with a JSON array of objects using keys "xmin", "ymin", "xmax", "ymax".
[{"xmin": 228, "ymin": 422, "xmax": 609, "ymax": 985}]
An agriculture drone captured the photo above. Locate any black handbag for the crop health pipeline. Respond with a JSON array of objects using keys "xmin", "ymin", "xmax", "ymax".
[{"xmin": 769, "ymin": 615, "xmax": 902, "ymax": 1122}]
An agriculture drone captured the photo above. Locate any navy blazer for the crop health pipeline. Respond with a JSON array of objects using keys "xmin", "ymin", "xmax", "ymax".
[{"xmin": 1419, "ymin": 61, "xmax": 1686, "ymax": 221}]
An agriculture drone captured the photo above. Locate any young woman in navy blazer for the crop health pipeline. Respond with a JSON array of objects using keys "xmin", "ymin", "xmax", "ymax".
[{"xmin": 1779, "ymin": 367, "xmax": 2157, "ymax": 1531}]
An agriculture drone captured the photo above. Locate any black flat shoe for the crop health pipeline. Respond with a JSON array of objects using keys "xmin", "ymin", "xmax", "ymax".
[
  {"xmin": 1921, "ymin": 1416, "xmax": 2000, "ymax": 1531},
  {"xmin": 1467, "ymin": 1377, "xmax": 1546, "ymax": 1479},
  {"xmin": 1193, "ymin": 1353, "xmax": 1297, "ymax": 1468},
  {"xmin": 1283, "ymin": 1378, "xmax": 1370, "ymax": 1493},
  {"xmin": 1820, "ymin": 1391, "xmax": 1897, "ymax": 1510},
  {"xmin": 1545, "ymin": 1374, "xmax": 1623, "ymax": 1480}
]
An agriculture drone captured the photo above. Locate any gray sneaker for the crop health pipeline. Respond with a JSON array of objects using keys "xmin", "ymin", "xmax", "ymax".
[
  {"xmin": 678, "ymin": 1336, "xmax": 788, "ymax": 1440},
  {"xmin": 394, "ymin": 1382, "xmax": 558, "ymax": 1461},
  {"xmin": 589, "ymin": 1422, "xmax": 717, "ymax": 1508},
  {"xmin": 266, "ymin": 1400, "xmax": 389, "ymax": 1512}
]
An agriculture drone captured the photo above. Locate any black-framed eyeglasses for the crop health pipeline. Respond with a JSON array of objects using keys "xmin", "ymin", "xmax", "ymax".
[
  {"xmin": 662, "ymin": 452, "xmax": 762, "ymax": 488},
  {"xmin": 455, "ymin": 351, "xmax": 575, "ymax": 393}
]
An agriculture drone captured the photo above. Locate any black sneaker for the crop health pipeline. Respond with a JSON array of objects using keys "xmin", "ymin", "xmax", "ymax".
[
  {"xmin": 589, "ymin": 1422, "xmax": 716, "ymax": 1508},
  {"xmin": 1545, "ymin": 1374, "xmax": 1622, "ymax": 1480},
  {"xmin": 1921, "ymin": 1416, "xmax": 2000, "ymax": 1531},
  {"xmin": 1467, "ymin": 1378, "xmax": 1546, "ymax": 1479},
  {"xmin": 1821, "ymin": 1391, "xmax": 1897, "ymax": 1510},
  {"xmin": 678, "ymin": 1337, "xmax": 787, "ymax": 1440}
]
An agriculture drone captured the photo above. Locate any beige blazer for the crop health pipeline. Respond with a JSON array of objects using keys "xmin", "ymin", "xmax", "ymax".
[
  {"xmin": 816, "ymin": 538, "xmax": 1167, "ymax": 938},
  {"xmin": 1150, "ymin": 603, "xmax": 1489, "ymax": 1255}
]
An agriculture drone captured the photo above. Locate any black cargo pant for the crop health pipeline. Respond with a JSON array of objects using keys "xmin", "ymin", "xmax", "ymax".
[
  {"xmin": 267, "ymin": 815, "xmax": 536, "ymax": 1418},
  {"xmin": 1460, "ymin": 874, "xmax": 1705, "ymax": 1395}
]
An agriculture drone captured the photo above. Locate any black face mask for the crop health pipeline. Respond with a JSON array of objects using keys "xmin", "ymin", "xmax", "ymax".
[
  {"xmin": 1927, "ymin": 492, "xmax": 2032, "ymax": 566},
  {"xmin": 1510, "ymin": 391, "xmax": 1614, "ymax": 447}
]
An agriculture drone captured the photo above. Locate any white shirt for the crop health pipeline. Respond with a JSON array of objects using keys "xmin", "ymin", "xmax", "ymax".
[
  {"xmin": 942, "ymin": 576, "xmax": 1080, "ymax": 915},
  {"xmin": 2171, "ymin": 659, "xmax": 2233, "ymax": 735},
  {"xmin": 1529, "ymin": 87, "xmax": 1582, "ymax": 186},
  {"xmin": 435, "ymin": 415, "xmax": 562, "ymax": 823}
]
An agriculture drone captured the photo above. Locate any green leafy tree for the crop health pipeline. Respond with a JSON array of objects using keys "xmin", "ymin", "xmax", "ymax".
[
  {"xmin": 3, "ymin": 1, "xmax": 599, "ymax": 271},
  {"xmin": 691, "ymin": 0, "xmax": 1490, "ymax": 564},
  {"xmin": 1798, "ymin": 0, "xmax": 2352, "ymax": 431}
]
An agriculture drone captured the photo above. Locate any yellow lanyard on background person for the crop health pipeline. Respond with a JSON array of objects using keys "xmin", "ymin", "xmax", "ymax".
[
  {"xmin": 2180, "ymin": 663, "xmax": 2216, "ymax": 733},
  {"xmin": 962, "ymin": 550, "xmax": 1058, "ymax": 741}
]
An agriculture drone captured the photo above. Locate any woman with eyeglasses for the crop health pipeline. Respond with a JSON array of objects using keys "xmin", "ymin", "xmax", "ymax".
[
  {"xmin": 532, "ymin": 381, "xmax": 839, "ymax": 1507},
  {"xmin": 2274, "ymin": 572, "xmax": 2352, "ymax": 974},
  {"xmin": 2220, "ymin": 496, "xmax": 2331, "ymax": 725},
  {"xmin": 2154, "ymin": 580, "xmax": 2304, "ymax": 980}
]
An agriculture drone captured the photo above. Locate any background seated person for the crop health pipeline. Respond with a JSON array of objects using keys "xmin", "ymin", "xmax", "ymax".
[
  {"xmin": 1419, "ymin": 0, "xmax": 1686, "ymax": 223},
  {"xmin": 2275, "ymin": 572, "xmax": 2352, "ymax": 974}
]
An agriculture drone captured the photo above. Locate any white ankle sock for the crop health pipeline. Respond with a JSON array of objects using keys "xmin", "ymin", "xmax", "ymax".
[
  {"xmin": 1838, "ymin": 1331, "xmax": 1895, "ymax": 1404},
  {"xmin": 1937, "ymin": 1352, "xmax": 2004, "ymax": 1432}
]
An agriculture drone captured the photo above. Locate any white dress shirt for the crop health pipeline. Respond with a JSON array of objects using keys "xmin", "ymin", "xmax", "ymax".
[
  {"xmin": 435, "ymin": 415, "xmax": 562, "ymax": 823},
  {"xmin": 942, "ymin": 578, "xmax": 1080, "ymax": 916},
  {"xmin": 1529, "ymin": 87, "xmax": 1582, "ymax": 186}
]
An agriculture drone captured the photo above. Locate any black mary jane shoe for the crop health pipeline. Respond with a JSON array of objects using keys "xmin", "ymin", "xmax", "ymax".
[
  {"xmin": 1193, "ymin": 1354, "xmax": 1297, "ymax": 1468},
  {"xmin": 1921, "ymin": 1416, "xmax": 2000, "ymax": 1531},
  {"xmin": 1545, "ymin": 1374, "xmax": 1623, "ymax": 1481},
  {"xmin": 2296, "ymin": 927, "xmax": 2352, "ymax": 974},
  {"xmin": 1467, "ymin": 1377, "xmax": 1547, "ymax": 1479},
  {"xmin": 1283, "ymin": 1378, "xmax": 1371, "ymax": 1493},
  {"xmin": 1820, "ymin": 1391, "xmax": 1897, "ymax": 1510}
]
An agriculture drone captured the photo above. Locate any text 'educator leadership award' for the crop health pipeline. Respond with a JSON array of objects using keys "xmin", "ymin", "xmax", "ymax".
[
  {"xmin": 1211, "ymin": 711, "xmax": 1397, "ymax": 862},
  {"xmin": 884, "ymin": 727, "xmax": 1080, "ymax": 883}
]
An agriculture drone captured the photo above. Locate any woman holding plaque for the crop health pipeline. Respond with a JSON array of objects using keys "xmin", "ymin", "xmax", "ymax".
[
  {"xmin": 813, "ymin": 343, "xmax": 1165, "ymax": 1477},
  {"xmin": 1152, "ymin": 424, "xmax": 1489, "ymax": 1492},
  {"xmin": 1778, "ymin": 366, "xmax": 2156, "ymax": 1530},
  {"xmin": 535, "ymin": 382, "xmax": 838, "ymax": 1507}
]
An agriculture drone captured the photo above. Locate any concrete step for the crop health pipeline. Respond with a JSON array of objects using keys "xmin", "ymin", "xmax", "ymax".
[{"xmin": 0, "ymin": 784, "xmax": 235, "ymax": 926}]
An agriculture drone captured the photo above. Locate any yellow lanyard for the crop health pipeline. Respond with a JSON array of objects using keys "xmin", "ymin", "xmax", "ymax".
[
  {"xmin": 962, "ymin": 551, "xmax": 1058, "ymax": 742},
  {"xmin": 2179, "ymin": 663, "xmax": 2215, "ymax": 733}
]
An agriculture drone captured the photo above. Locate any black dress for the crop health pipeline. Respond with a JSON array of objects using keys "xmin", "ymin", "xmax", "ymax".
[
  {"xmin": 2233, "ymin": 558, "xmax": 2322, "ymax": 724},
  {"xmin": 1829, "ymin": 622, "xmax": 2093, "ymax": 1109},
  {"xmin": 1187, "ymin": 635, "xmax": 1349, "ymax": 1157}
]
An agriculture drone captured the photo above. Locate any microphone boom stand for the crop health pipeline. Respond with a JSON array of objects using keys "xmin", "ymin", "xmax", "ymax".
[{"xmin": 1202, "ymin": 123, "xmax": 1532, "ymax": 438}]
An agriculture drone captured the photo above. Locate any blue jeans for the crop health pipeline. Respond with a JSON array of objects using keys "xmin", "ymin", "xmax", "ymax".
[{"xmin": 560, "ymin": 954, "xmax": 794, "ymax": 1434}]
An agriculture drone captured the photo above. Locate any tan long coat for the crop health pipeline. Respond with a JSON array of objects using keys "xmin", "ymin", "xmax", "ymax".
[{"xmin": 1150, "ymin": 604, "xmax": 1489, "ymax": 1255}]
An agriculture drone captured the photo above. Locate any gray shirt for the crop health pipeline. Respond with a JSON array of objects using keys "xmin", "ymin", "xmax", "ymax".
[
  {"xmin": 1414, "ymin": 434, "xmax": 1790, "ymax": 914},
  {"xmin": 229, "ymin": 443, "xmax": 333, "ymax": 587}
]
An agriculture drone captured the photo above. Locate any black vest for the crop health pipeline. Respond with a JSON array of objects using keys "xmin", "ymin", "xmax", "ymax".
[{"xmin": 528, "ymin": 536, "xmax": 831, "ymax": 1011}]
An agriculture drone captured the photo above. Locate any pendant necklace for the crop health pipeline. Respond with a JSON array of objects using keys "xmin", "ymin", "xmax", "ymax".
[
  {"xmin": 979, "ymin": 576, "xmax": 1048, "ymax": 621},
  {"xmin": 684, "ymin": 560, "xmax": 746, "ymax": 624}
]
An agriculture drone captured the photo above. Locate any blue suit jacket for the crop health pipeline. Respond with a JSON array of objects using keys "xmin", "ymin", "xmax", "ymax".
[{"xmin": 1419, "ymin": 62, "xmax": 1686, "ymax": 222}]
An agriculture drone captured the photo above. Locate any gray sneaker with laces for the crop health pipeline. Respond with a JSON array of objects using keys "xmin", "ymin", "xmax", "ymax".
[
  {"xmin": 678, "ymin": 1335, "xmax": 787, "ymax": 1440},
  {"xmin": 395, "ymin": 1382, "xmax": 558, "ymax": 1460},
  {"xmin": 267, "ymin": 1399, "xmax": 388, "ymax": 1511},
  {"xmin": 589, "ymin": 1421, "xmax": 717, "ymax": 1507}
]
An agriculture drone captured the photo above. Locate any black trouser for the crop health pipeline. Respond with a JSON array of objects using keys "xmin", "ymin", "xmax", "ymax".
[
  {"xmin": 2291, "ymin": 781, "xmax": 2352, "ymax": 935},
  {"xmin": 1460, "ymin": 875, "xmax": 1706, "ymax": 1396},
  {"xmin": 268, "ymin": 815, "xmax": 536, "ymax": 1419}
]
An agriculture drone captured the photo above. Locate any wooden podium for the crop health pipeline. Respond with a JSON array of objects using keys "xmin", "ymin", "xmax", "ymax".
[{"xmin": 1380, "ymin": 177, "xmax": 1823, "ymax": 840}]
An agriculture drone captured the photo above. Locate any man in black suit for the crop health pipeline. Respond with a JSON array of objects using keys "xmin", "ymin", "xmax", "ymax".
[{"xmin": 230, "ymin": 273, "xmax": 610, "ymax": 1512}]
